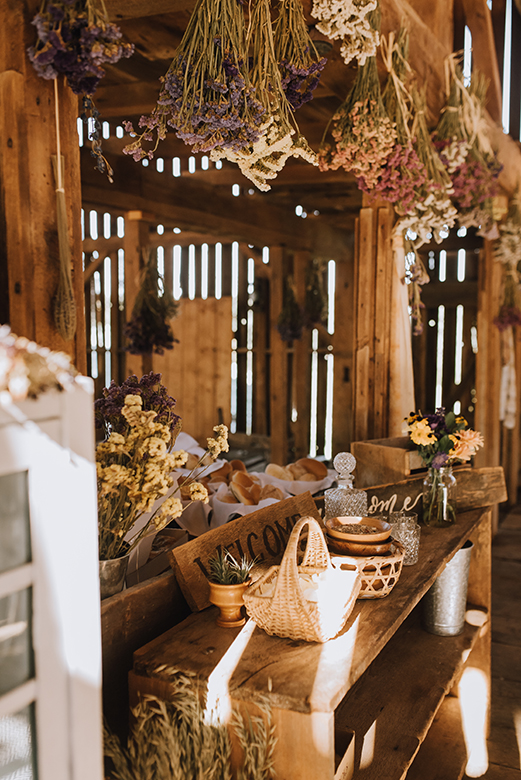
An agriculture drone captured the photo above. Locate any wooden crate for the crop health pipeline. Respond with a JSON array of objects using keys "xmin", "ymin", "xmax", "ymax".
[{"xmin": 351, "ymin": 436, "xmax": 425, "ymax": 488}]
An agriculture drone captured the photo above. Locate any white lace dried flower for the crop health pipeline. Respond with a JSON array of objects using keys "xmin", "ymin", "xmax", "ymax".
[
  {"xmin": 169, "ymin": 450, "xmax": 189, "ymax": 468},
  {"xmin": 188, "ymin": 481, "xmax": 209, "ymax": 504}
]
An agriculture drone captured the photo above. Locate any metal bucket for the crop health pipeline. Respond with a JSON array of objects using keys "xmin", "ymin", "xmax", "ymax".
[
  {"xmin": 99, "ymin": 554, "xmax": 129, "ymax": 600},
  {"xmin": 422, "ymin": 539, "xmax": 473, "ymax": 636}
]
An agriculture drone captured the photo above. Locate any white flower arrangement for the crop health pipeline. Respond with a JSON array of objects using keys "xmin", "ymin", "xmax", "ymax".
[{"xmin": 312, "ymin": 0, "xmax": 379, "ymax": 65}]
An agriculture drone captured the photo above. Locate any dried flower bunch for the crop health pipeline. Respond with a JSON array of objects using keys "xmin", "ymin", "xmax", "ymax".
[
  {"xmin": 494, "ymin": 197, "xmax": 521, "ymax": 332},
  {"xmin": 277, "ymin": 276, "xmax": 304, "ymax": 342},
  {"xmin": 359, "ymin": 30, "xmax": 427, "ymax": 213},
  {"xmin": 104, "ymin": 671, "xmax": 276, "ymax": 780},
  {"xmin": 394, "ymin": 88, "xmax": 457, "ymax": 247},
  {"xmin": 319, "ymin": 37, "xmax": 397, "ymax": 188},
  {"xmin": 405, "ymin": 408, "xmax": 484, "ymax": 469},
  {"xmin": 95, "ymin": 374, "xmax": 228, "ymax": 560},
  {"xmin": 304, "ymin": 258, "xmax": 328, "ymax": 327},
  {"xmin": 434, "ymin": 63, "xmax": 501, "ymax": 236},
  {"xmin": 0, "ymin": 325, "xmax": 77, "ymax": 401},
  {"xmin": 27, "ymin": 0, "xmax": 134, "ymax": 95},
  {"xmin": 211, "ymin": 0, "xmax": 318, "ymax": 191},
  {"xmin": 312, "ymin": 0, "xmax": 379, "ymax": 66},
  {"xmin": 123, "ymin": 0, "xmax": 265, "ymax": 162},
  {"xmin": 274, "ymin": 0, "xmax": 327, "ymax": 110},
  {"xmin": 125, "ymin": 252, "xmax": 179, "ymax": 356},
  {"xmin": 405, "ymin": 250, "xmax": 430, "ymax": 336}
]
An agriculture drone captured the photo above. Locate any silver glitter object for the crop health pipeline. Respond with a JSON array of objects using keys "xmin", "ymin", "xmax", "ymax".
[
  {"xmin": 422, "ymin": 540, "xmax": 473, "ymax": 635},
  {"xmin": 324, "ymin": 453, "xmax": 368, "ymax": 520}
]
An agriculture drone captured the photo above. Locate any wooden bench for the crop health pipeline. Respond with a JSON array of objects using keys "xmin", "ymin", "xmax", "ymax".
[{"xmin": 129, "ymin": 506, "xmax": 493, "ymax": 779}]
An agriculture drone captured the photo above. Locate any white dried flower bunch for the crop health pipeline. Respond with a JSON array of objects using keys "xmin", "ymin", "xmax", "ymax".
[
  {"xmin": 312, "ymin": 0, "xmax": 379, "ymax": 65},
  {"xmin": 0, "ymin": 325, "xmax": 77, "ymax": 401},
  {"xmin": 396, "ymin": 191, "xmax": 458, "ymax": 248},
  {"xmin": 211, "ymin": 112, "xmax": 318, "ymax": 192},
  {"xmin": 495, "ymin": 217, "xmax": 521, "ymax": 271},
  {"xmin": 97, "ymin": 394, "xmax": 228, "ymax": 560}
]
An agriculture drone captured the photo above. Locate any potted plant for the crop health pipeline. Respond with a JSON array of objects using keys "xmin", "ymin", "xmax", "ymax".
[
  {"xmin": 207, "ymin": 550, "xmax": 256, "ymax": 628},
  {"xmin": 95, "ymin": 372, "xmax": 229, "ymax": 598}
]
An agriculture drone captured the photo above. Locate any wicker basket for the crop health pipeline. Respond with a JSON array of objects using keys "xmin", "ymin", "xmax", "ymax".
[
  {"xmin": 243, "ymin": 516, "xmax": 361, "ymax": 642},
  {"xmin": 330, "ymin": 540, "xmax": 405, "ymax": 599}
]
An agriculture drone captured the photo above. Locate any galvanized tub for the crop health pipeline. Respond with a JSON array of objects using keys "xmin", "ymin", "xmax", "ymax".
[{"xmin": 422, "ymin": 539, "xmax": 473, "ymax": 636}]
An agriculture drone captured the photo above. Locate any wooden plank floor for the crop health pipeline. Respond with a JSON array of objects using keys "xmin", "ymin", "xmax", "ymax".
[{"xmin": 464, "ymin": 507, "xmax": 521, "ymax": 779}]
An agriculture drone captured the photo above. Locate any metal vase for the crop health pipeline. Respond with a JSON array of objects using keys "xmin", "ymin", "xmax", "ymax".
[
  {"xmin": 422, "ymin": 539, "xmax": 473, "ymax": 636},
  {"xmin": 99, "ymin": 554, "xmax": 130, "ymax": 600}
]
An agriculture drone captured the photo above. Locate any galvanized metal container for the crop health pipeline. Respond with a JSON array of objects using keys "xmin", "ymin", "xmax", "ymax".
[{"xmin": 422, "ymin": 539, "xmax": 473, "ymax": 636}]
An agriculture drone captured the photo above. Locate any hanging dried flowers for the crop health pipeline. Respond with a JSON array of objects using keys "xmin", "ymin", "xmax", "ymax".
[
  {"xmin": 394, "ymin": 87, "xmax": 457, "ymax": 248},
  {"xmin": 123, "ymin": 0, "xmax": 264, "ymax": 162},
  {"xmin": 125, "ymin": 252, "xmax": 179, "ymax": 356},
  {"xmin": 210, "ymin": 0, "xmax": 318, "ymax": 191},
  {"xmin": 318, "ymin": 45, "xmax": 396, "ymax": 188},
  {"xmin": 277, "ymin": 277, "xmax": 304, "ymax": 342},
  {"xmin": 358, "ymin": 29, "xmax": 427, "ymax": 212},
  {"xmin": 434, "ymin": 61, "xmax": 501, "ymax": 236},
  {"xmin": 404, "ymin": 243, "xmax": 430, "ymax": 336},
  {"xmin": 494, "ymin": 198, "xmax": 521, "ymax": 331},
  {"xmin": 312, "ymin": 0, "xmax": 379, "ymax": 66},
  {"xmin": 274, "ymin": 0, "xmax": 327, "ymax": 110},
  {"xmin": 304, "ymin": 258, "xmax": 328, "ymax": 327},
  {"xmin": 27, "ymin": 0, "xmax": 134, "ymax": 95}
]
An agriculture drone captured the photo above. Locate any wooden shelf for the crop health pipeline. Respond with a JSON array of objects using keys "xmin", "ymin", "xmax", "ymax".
[{"xmin": 335, "ymin": 607, "xmax": 487, "ymax": 779}]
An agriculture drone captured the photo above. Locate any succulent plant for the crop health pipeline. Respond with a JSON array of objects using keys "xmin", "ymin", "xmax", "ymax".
[{"xmin": 208, "ymin": 549, "xmax": 256, "ymax": 585}]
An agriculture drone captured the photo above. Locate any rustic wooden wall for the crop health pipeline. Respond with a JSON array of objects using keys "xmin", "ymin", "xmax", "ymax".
[{"xmin": 0, "ymin": 0, "xmax": 86, "ymax": 372}]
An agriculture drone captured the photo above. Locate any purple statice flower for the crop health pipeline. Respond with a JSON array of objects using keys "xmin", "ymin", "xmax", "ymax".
[
  {"xmin": 94, "ymin": 372, "xmax": 181, "ymax": 441},
  {"xmin": 431, "ymin": 452, "xmax": 449, "ymax": 469},
  {"xmin": 426, "ymin": 408, "xmax": 447, "ymax": 435},
  {"xmin": 279, "ymin": 57, "xmax": 327, "ymax": 110},
  {"xmin": 494, "ymin": 305, "xmax": 521, "ymax": 332},
  {"xmin": 357, "ymin": 143, "xmax": 427, "ymax": 214},
  {"xmin": 27, "ymin": 1, "xmax": 134, "ymax": 95}
]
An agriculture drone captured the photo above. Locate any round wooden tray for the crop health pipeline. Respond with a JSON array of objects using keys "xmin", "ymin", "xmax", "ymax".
[
  {"xmin": 326, "ymin": 534, "xmax": 394, "ymax": 556},
  {"xmin": 325, "ymin": 515, "xmax": 391, "ymax": 543}
]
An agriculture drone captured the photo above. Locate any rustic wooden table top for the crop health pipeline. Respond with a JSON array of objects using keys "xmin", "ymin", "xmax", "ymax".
[{"xmin": 133, "ymin": 508, "xmax": 488, "ymax": 715}]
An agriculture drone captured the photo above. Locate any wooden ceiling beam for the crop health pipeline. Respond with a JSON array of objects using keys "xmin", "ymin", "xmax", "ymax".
[{"xmin": 81, "ymin": 149, "xmax": 352, "ymax": 257}]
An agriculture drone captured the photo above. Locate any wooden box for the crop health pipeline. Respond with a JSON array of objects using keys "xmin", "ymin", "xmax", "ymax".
[{"xmin": 351, "ymin": 436, "xmax": 424, "ymax": 488}]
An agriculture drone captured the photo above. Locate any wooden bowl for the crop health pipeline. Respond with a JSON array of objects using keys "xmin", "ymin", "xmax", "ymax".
[
  {"xmin": 327, "ymin": 535, "xmax": 394, "ymax": 557},
  {"xmin": 325, "ymin": 516, "xmax": 391, "ymax": 543}
]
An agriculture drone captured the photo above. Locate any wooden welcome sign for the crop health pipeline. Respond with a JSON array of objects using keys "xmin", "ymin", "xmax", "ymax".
[{"xmin": 168, "ymin": 492, "xmax": 321, "ymax": 611}]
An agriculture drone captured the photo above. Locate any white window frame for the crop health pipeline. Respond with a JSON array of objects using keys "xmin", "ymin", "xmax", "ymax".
[{"xmin": 0, "ymin": 378, "xmax": 103, "ymax": 780}]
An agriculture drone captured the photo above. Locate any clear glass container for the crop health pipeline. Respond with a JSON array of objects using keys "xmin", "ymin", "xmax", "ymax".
[
  {"xmin": 422, "ymin": 466, "xmax": 457, "ymax": 527},
  {"xmin": 390, "ymin": 514, "xmax": 421, "ymax": 565},
  {"xmin": 324, "ymin": 453, "xmax": 368, "ymax": 520}
]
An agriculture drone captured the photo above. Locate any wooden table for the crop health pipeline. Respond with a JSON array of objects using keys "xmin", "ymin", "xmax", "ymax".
[{"xmin": 130, "ymin": 507, "xmax": 492, "ymax": 780}]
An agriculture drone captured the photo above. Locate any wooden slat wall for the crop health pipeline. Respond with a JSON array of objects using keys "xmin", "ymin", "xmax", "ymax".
[
  {"xmin": 332, "ymin": 236, "xmax": 355, "ymax": 456},
  {"xmin": 153, "ymin": 297, "xmax": 232, "ymax": 443},
  {"xmin": 293, "ymin": 250, "xmax": 312, "ymax": 459},
  {"xmin": 352, "ymin": 205, "xmax": 394, "ymax": 442},
  {"xmin": 269, "ymin": 247, "xmax": 288, "ymax": 464}
]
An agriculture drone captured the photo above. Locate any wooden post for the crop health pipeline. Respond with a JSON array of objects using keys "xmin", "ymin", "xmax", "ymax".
[
  {"xmin": 269, "ymin": 246, "xmax": 288, "ymax": 464},
  {"xmin": 123, "ymin": 210, "xmax": 151, "ymax": 379},
  {"xmin": 293, "ymin": 250, "xmax": 311, "ymax": 459},
  {"xmin": 332, "ymin": 235, "xmax": 355, "ymax": 456},
  {"xmin": 0, "ymin": 0, "xmax": 86, "ymax": 372}
]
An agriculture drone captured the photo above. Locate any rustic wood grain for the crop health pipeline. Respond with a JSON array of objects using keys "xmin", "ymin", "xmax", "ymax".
[
  {"xmin": 406, "ymin": 695, "xmax": 468, "ymax": 780},
  {"xmin": 137, "ymin": 508, "xmax": 489, "ymax": 717},
  {"xmin": 269, "ymin": 246, "xmax": 288, "ymax": 465},
  {"xmin": 168, "ymin": 492, "xmax": 321, "ymax": 611}
]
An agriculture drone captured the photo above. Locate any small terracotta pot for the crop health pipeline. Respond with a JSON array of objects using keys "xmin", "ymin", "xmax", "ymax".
[{"xmin": 208, "ymin": 579, "xmax": 251, "ymax": 628}]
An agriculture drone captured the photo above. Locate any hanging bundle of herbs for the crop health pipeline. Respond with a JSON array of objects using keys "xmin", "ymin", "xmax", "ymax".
[
  {"xmin": 395, "ymin": 87, "xmax": 457, "ymax": 247},
  {"xmin": 404, "ymin": 241, "xmax": 430, "ymax": 336},
  {"xmin": 494, "ymin": 197, "xmax": 521, "ymax": 331},
  {"xmin": 433, "ymin": 56, "xmax": 471, "ymax": 173},
  {"xmin": 304, "ymin": 258, "xmax": 328, "ymax": 327},
  {"xmin": 274, "ymin": 0, "xmax": 327, "ymax": 110},
  {"xmin": 359, "ymin": 29, "xmax": 427, "ymax": 212},
  {"xmin": 211, "ymin": 0, "xmax": 318, "ymax": 192},
  {"xmin": 277, "ymin": 277, "xmax": 304, "ymax": 342},
  {"xmin": 318, "ymin": 36, "xmax": 396, "ymax": 188},
  {"xmin": 125, "ymin": 252, "xmax": 179, "ymax": 355},
  {"xmin": 27, "ymin": 0, "xmax": 134, "ymax": 95},
  {"xmin": 123, "ymin": 0, "xmax": 265, "ymax": 161},
  {"xmin": 312, "ymin": 0, "xmax": 379, "ymax": 66}
]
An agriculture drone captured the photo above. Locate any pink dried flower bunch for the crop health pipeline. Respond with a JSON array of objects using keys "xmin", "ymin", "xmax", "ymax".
[
  {"xmin": 358, "ymin": 142, "xmax": 427, "ymax": 213},
  {"xmin": 494, "ymin": 305, "xmax": 521, "ymax": 332},
  {"xmin": 319, "ymin": 98, "xmax": 396, "ymax": 186}
]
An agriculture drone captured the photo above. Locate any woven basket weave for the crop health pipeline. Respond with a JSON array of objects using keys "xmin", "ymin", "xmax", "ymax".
[
  {"xmin": 330, "ymin": 540, "xmax": 405, "ymax": 599},
  {"xmin": 243, "ymin": 516, "xmax": 361, "ymax": 643}
]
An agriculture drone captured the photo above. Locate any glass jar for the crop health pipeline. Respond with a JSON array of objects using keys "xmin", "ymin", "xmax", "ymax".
[
  {"xmin": 422, "ymin": 467, "xmax": 457, "ymax": 527},
  {"xmin": 324, "ymin": 453, "xmax": 368, "ymax": 520}
]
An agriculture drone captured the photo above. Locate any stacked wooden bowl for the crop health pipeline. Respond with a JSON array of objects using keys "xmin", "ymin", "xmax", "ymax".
[{"xmin": 324, "ymin": 516, "xmax": 392, "ymax": 556}]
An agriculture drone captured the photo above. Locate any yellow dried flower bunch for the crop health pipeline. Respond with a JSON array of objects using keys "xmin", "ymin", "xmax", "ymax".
[{"xmin": 97, "ymin": 394, "xmax": 228, "ymax": 560}]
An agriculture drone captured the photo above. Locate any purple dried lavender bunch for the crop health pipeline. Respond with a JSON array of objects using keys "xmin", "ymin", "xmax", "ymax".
[
  {"xmin": 280, "ymin": 56, "xmax": 327, "ymax": 111},
  {"xmin": 124, "ymin": 310, "xmax": 178, "ymax": 356},
  {"xmin": 94, "ymin": 372, "xmax": 181, "ymax": 441},
  {"xmin": 27, "ymin": 0, "xmax": 134, "ymax": 95}
]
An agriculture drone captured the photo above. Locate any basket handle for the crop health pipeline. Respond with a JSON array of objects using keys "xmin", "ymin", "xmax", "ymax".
[{"xmin": 269, "ymin": 516, "xmax": 331, "ymax": 609}]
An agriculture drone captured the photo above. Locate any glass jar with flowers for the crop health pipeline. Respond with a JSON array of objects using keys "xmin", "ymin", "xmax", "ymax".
[
  {"xmin": 95, "ymin": 373, "xmax": 228, "ymax": 596},
  {"xmin": 405, "ymin": 408, "xmax": 484, "ymax": 527}
]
